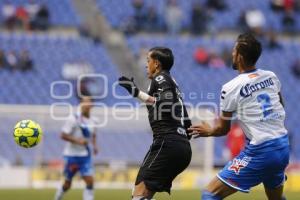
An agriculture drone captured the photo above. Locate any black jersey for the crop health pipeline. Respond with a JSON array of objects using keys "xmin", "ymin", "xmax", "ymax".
[{"xmin": 147, "ymin": 70, "xmax": 191, "ymax": 139}]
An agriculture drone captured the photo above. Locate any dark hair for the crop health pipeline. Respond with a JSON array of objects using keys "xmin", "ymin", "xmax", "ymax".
[
  {"xmin": 236, "ymin": 33, "xmax": 262, "ymax": 67},
  {"xmin": 149, "ymin": 47, "xmax": 174, "ymax": 71}
]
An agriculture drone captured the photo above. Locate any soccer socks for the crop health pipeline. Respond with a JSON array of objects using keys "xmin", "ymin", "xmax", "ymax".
[
  {"xmin": 83, "ymin": 187, "xmax": 94, "ymax": 200},
  {"xmin": 54, "ymin": 187, "xmax": 65, "ymax": 200},
  {"xmin": 201, "ymin": 190, "xmax": 222, "ymax": 200},
  {"xmin": 55, "ymin": 186, "xmax": 94, "ymax": 200}
]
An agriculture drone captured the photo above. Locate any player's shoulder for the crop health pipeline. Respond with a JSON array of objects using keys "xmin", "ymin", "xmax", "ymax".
[
  {"xmin": 153, "ymin": 71, "xmax": 171, "ymax": 82},
  {"xmin": 222, "ymin": 69, "xmax": 276, "ymax": 90},
  {"xmin": 254, "ymin": 68, "xmax": 272, "ymax": 75},
  {"xmin": 258, "ymin": 69, "xmax": 278, "ymax": 78},
  {"xmin": 152, "ymin": 70, "xmax": 174, "ymax": 88},
  {"xmin": 90, "ymin": 116, "xmax": 99, "ymax": 125},
  {"xmin": 67, "ymin": 115, "xmax": 77, "ymax": 123},
  {"xmin": 222, "ymin": 74, "xmax": 244, "ymax": 92},
  {"xmin": 61, "ymin": 115, "xmax": 77, "ymax": 132}
]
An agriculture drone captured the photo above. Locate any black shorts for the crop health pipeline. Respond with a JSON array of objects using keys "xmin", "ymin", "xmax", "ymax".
[{"xmin": 135, "ymin": 134, "xmax": 192, "ymax": 193}]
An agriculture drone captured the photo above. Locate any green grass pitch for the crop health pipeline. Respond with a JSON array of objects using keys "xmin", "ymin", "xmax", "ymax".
[{"xmin": 0, "ymin": 189, "xmax": 299, "ymax": 200}]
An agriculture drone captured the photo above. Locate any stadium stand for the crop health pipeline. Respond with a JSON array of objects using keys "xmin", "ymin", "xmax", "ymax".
[
  {"xmin": 0, "ymin": 0, "xmax": 80, "ymax": 26},
  {"xmin": 0, "ymin": 33, "xmax": 122, "ymax": 105},
  {"xmin": 96, "ymin": 0, "xmax": 300, "ymax": 32}
]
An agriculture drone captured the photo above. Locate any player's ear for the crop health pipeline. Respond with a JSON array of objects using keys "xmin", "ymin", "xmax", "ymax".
[
  {"xmin": 155, "ymin": 60, "xmax": 160, "ymax": 69},
  {"xmin": 237, "ymin": 54, "xmax": 243, "ymax": 65}
]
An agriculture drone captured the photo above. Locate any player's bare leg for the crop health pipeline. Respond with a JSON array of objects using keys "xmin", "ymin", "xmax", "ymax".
[
  {"xmin": 82, "ymin": 176, "xmax": 94, "ymax": 200},
  {"xmin": 54, "ymin": 180, "xmax": 71, "ymax": 200},
  {"xmin": 202, "ymin": 177, "xmax": 237, "ymax": 199},
  {"xmin": 264, "ymin": 185, "xmax": 286, "ymax": 200},
  {"xmin": 132, "ymin": 181, "xmax": 155, "ymax": 200}
]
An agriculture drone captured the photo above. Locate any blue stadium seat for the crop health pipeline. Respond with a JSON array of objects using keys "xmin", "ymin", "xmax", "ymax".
[
  {"xmin": 0, "ymin": 33, "xmax": 122, "ymax": 106},
  {"xmin": 96, "ymin": 0, "xmax": 300, "ymax": 32}
]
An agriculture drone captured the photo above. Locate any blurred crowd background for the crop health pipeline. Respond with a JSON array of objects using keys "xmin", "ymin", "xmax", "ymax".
[{"xmin": 0, "ymin": 0, "xmax": 299, "ymax": 176}]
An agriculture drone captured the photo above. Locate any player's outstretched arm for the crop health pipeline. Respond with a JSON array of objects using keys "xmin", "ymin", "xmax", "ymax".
[
  {"xmin": 118, "ymin": 76, "xmax": 155, "ymax": 104},
  {"xmin": 188, "ymin": 111, "xmax": 232, "ymax": 138},
  {"xmin": 61, "ymin": 133, "xmax": 88, "ymax": 146}
]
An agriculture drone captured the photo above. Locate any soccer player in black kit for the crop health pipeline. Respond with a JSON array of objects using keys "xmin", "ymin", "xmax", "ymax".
[{"xmin": 118, "ymin": 47, "xmax": 192, "ymax": 200}]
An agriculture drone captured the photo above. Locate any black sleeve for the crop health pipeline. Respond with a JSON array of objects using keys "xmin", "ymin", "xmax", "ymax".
[{"xmin": 183, "ymin": 106, "xmax": 192, "ymax": 140}]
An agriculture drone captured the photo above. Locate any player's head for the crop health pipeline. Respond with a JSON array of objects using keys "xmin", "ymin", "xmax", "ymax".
[
  {"xmin": 79, "ymin": 96, "xmax": 93, "ymax": 117},
  {"xmin": 232, "ymin": 33, "xmax": 262, "ymax": 71},
  {"xmin": 147, "ymin": 47, "xmax": 174, "ymax": 79}
]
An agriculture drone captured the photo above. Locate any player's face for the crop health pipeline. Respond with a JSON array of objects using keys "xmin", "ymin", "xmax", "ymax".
[
  {"xmin": 146, "ymin": 52, "xmax": 158, "ymax": 79},
  {"xmin": 232, "ymin": 43, "xmax": 238, "ymax": 70},
  {"xmin": 80, "ymin": 97, "xmax": 93, "ymax": 115}
]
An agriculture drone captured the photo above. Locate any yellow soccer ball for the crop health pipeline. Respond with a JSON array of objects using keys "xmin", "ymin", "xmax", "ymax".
[{"xmin": 13, "ymin": 120, "xmax": 43, "ymax": 148}]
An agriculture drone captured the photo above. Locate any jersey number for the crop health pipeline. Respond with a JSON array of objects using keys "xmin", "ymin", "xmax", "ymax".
[{"xmin": 257, "ymin": 93, "xmax": 273, "ymax": 117}]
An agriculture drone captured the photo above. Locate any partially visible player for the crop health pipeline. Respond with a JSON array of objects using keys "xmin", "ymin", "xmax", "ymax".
[
  {"xmin": 54, "ymin": 97, "xmax": 99, "ymax": 200},
  {"xmin": 118, "ymin": 47, "xmax": 192, "ymax": 200},
  {"xmin": 189, "ymin": 33, "xmax": 289, "ymax": 200}
]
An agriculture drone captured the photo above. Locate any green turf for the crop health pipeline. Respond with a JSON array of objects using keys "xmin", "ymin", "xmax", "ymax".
[{"xmin": 0, "ymin": 189, "xmax": 299, "ymax": 200}]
